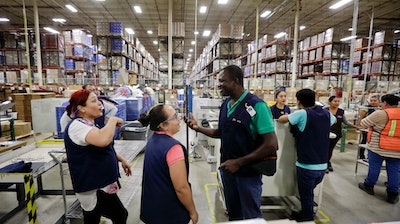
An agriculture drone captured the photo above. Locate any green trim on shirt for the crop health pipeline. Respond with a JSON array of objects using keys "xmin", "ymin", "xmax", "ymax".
[{"xmin": 226, "ymin": 91, "xmax": 275, "ymax": 138}]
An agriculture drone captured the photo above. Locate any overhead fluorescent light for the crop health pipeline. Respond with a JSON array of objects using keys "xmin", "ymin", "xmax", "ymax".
[
  {"xmin": 158, "ymin": 48, "xmax": 160, "ymax": 52},
  {"xmin": 87, "ymin": 34, "xmax": 93, "ymax": 37},
  {"xmin": 44, "ymin": 27, "xmax": 60, "ymax": 34},
  {"xmin": 153, "ymin": 40, "xmax": 158, "ymax": 45},
  {"xmin": 0, "ymin": 18, "xmax": 10, "ymax": 22},
  {"xmin": 274, "ymin": 32, "xmax": 287, "ymax": 39},
  {"xmin": 125, "ymin": 28, "xmax": 135, "ymax": 34},
  {"xmin": 394, "ymin": 30, "xmax": 400, "ymax": 34},
  {"xmin": 52, "ymin": 18, "xmax": 66, "ymax": 23},
  {"xmin": 300, "ymin": 25, "xmax": 306, "ymax": 30},
  {"xmin": 199, "ymin": 6, "xmax": 207, "ymax": 13},
  {"xmin": 65, "ymin": 4, "xmax": 78, "ymax": 12},
  {"xmin": 329, "ymin": 0, "xmax": 352, "ymax": 9},
  {"xmin": 191, "ymin": 40, "xmax": 196, "ymax": 45},
  {"xmin": 194, "ymin": 31, "xmax": 199, "ymax": 35},
  {"xmin": 348, "ymin": 28, "xmax": 353, "ymax": 31},
  {"xmin": 188, "ymin": 54, "xmax": 192, "ymax": 57},
  {"xmin": 340, "ymin": 35, "xmax": 357, "ymax": 41},
  {"xmin": 189, "ymin": 48, "xmax": 193, "ymax": 52},
  {"xmin": 147, "ymin": 30, "xmax": 153, "ymax": 34},
  {"xmin": 203, "ymin": 30, "xmax": 211, "ymax": 36},
  {"xmin": 260, "ymin": 10, "xmax": 271, "ymax": 18},
  {"xmin": 134, "ymin": 6, "xmax": 142, "ymax": 13},
  {"xmin": 218, "ymin": 0, "xmax": 228, "ymax": 4}
]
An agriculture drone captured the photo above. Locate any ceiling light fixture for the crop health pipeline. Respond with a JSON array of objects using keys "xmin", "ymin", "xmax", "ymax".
[
  {"xmin": 329, "ymin": 0, "xmax": 353, "ymax": 9},
  {"xmin": 218, "ymin": 0, "xmax": 228, "ymax": 4},
  {"xmin": 200, "ymin": 6, "xmax": 207, "ymax": 13},
  {"xmin": 260, "ymin": 10, "xmax": 271, "ymax": 18},
  {"xmin": 203, "ymin": 30, "xmax": 211, "ymax": 36},
  {"xmin": 52, "ymin": 18, "xmax": 66, "ymax": 23},
  {"xmin": 65, "ymin": 4, "xmax": 78, "ymax": 12},
  {"xmin": 147, "ymin": 30, "xmax": 153, "ymax": 34},
  {"xmin": 348, "ymin": 28, "xmax": 353, "ymax": 31},
  {"xmin": 44, "ymin": 27, "xmax": 60, "ymax": 34},
  {"xmin": 189, "ymin": 49, "xmax": 193, "ymax": 52},
  {"xmin": 153, "ymin": 40, "xmax": 158, "ymax": 45},
  {"xmin": 340, "ymin": 35, "xmax": 357, "ymax": 41},
  {"xmin": 125, "ymin": 28, "xmax": 135, "ymax": 34},
  {"xmin": 274, "ymin": 32, "xmax": 287, "ymax": 39},
  {"xmin": 134, "ymin": 6, "xmax": 142, "ymax": 13},
  {"xmin": 188, "ymin": 54, "xmax": 192, "ymax": 57},
  {"xmin": 0, "ymin": 18, "xmax": 10, "ymax": 22},
  {"xmin": 191, "ymin": 41, "xmax": 196, "ymax": 45},
  {"xmin": 300, "ymin": 25, "xmax": 306, "ymax": 30},
  {"xmin": 87, "ymin": 34, "xmax": 93, "ymax": 37},
  {"xmin": 194, "ymin": 31, "xmax": 199, "ymax": 35},
  {"xmin": 394, "ymin": 30, "xmax": 400, "ymax": 34}
]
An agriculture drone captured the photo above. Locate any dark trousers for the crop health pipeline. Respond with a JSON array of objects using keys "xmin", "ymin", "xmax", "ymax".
[
  {"xmin": 359, "ymin": 131, "xmax": 368, "ymax": 158},
  {"xmin": 296, "ymin": 167, "xmax": 325, "ymax": 221},
  {"xmin": 220, "ymin": 171, "xmax": 263, "ymax": 221},
  {"xmin": 83, "ymin": 190, "xmax": 128, "ymax": 224},
  {"xmin": 328, "ymin": 136, "xmax": 341, "ymax": 162}
]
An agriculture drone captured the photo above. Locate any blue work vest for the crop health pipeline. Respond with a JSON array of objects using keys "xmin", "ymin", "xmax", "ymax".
[
  {"xmin": 64, "ymin": 118, "xmax": 119, "ymax": 193},
  {"xmin": 140, "ymin": 133, "xmax": 190, "ymax": 224},
  {"xmin": 219, "ymin": 93, "xmax": 263, "ymax": 176}
]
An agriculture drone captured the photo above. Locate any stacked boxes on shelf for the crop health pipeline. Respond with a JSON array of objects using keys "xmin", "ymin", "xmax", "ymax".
[
  {"xmin": 63, "ymin": 30, "xmax": 93, "ymax": 85},
  {"xmin": 298, "ymin": 27, "xmax": 350, "ymax": 89},
  {"xmin": 190, "ymin": 24, "xmax": 243, "ymax": 88},
  {"xmin": 12, "ymin": 92, "xmax": 56, "ymax": 124},
  {"xmin": 352, "ymin": 30, "xmax": 399, "ymax": 92},
  {"xmin": 97, "ymin": 22, "xmax": 158, "ymax": 86}
]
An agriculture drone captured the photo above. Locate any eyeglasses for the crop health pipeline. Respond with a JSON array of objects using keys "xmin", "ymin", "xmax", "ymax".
[{"xmin": 163, "ymin": 113, "xmax": 179, "ymax": 123}]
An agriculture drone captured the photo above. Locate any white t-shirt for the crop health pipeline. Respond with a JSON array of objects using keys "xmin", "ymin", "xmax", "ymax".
[{"xmin": 68, "ymin": 118, "xmax": 118, "ymax": 211}]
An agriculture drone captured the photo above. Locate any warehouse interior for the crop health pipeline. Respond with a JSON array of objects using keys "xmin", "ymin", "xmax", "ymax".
[{"xmin": 0, "ymin": 0, "xmax": 400, "ymax": 223}]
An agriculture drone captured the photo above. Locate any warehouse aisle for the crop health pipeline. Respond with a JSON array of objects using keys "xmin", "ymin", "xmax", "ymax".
[{"xmin": 1, "ymin": 126, "xmax": 400, "ymax": 223}]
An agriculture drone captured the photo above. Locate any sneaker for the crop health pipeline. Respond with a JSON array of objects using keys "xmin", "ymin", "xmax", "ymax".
[
  {"xmin": 386, "ymin": 190, "xmax": 399, "ymax": 204},
  {"xmin": 359, "ymin": 182, "xmax": 375, "ymax": 195}
]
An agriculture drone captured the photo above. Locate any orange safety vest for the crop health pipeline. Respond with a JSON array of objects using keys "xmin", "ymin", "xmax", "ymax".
[{"xmin": 368, "ymin": 108, "xmax": 400, "ymax": 151}]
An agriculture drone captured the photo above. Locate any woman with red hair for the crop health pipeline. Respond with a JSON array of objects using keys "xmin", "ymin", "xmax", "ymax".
[{"xmin": 64, "ymin": 89, "xmax": 131, "ymax": 224}]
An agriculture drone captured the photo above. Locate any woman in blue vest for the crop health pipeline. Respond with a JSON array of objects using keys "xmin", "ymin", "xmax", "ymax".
[
  {"xmin": 270, "ymin": 89, "xmax": 291, "ymax": 119},
  {"xmin": 64, "ymin": 89, "xmax": 131, "ymax": 224},
  {"xmin": 139, "ymin": 104, "xmax": 198, "ymax": 224}
]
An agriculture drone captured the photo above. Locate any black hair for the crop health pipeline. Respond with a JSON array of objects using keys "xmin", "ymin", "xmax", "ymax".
[
  {"xmin": 381, "ymin": 94, "xmax": 400, "ymax": 106},
  {"xmin": 82, "ymin": 84, "xmax": 89, "ymax": 90},
  {"xmin": 328, "ymin": 95, "xmax": 336, "ymax": 102},
  {"xmin": 138, "ymin": 104, "xmax": 168, "ymax": 131},
  {"xmin": 223, "ymin": 65, "xmax": 243, "ymax": 87},
  {"xmin": 275, "ymin": 90, "xmax": 286, "ymax": 99},
  {"xmin": 296, "ymin": 88, "xmax": 315, "ymax": 107}
]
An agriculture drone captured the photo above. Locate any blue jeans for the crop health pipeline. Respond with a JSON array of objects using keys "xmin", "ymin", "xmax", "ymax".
[
  {"xmin": 296, "ymin": 167, "xmax": 325, "ymax": 221},
  {"xmin": 365, "ymin": 150, "xmax": 400, "ymax": 193},
  {"xmin": 220, "ymin": 171, "xmax": 262, "ymax": 221}
]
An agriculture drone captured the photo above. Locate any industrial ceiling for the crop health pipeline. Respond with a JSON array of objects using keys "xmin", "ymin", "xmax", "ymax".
[{"xmin": 1, "ymin": 0, "xmax": 400, "ymax": 73}]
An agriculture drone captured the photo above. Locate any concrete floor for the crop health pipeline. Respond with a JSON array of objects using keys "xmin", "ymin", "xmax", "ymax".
[{"xmin": 1, "ymin": 127, "xmax": 400, "ymax": 224}]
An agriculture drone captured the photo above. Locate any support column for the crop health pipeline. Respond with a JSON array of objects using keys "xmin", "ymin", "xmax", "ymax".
[
  {"xmin": 168, "ymin": 0, "xmax": 173, "ymax": 89},
  {"xmin": 33, "ymin": 0, "xmax": 43, "ymax": 86}
]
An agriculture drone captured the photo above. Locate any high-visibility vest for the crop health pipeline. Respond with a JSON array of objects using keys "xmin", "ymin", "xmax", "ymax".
[{"xmin": 368, "ymin": 108, "xmax": 400, "ymax": 151}]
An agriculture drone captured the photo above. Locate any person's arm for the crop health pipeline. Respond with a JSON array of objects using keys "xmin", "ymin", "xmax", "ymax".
[
  {"xmin": 185, "ymin": 112, "xmax": 220, "ymax": 138},
  {"xmin": 357, "ymin": 109, "xmax": 367, "ymax": 126},
  {"xmin": 169, "ymin": 160, "xmax": 198, "ymax": 224},
  {"xmin": 220, "ymin": 131, "xmax": 278, "ymax": 174},
  {"xmin": 86, "ymin": 117, "xmax": 124, "ymax": 147},
  {"xmin": 117, "ymin": 153, "xmax": 131, "ymax": 176},
  {"xmin": 102, "ymin": 100, "xmax": 118, "ymax": 118},
  {"xmin": 278, "ymin": 114, "xmax": 289, "ymax": 123},
  {"xmin": 343, "ymin": 114, "xmax": 357, "ymax": 128},
  {"xmin": 60, "ymin": 111, "xmax": 72, "ymax": 132}
]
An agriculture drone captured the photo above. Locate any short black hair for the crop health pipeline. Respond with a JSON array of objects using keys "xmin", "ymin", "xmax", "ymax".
[
  {"xmin": 223, "ymin": 65, "xmax": 243, "ymax": 87},
  {"xmin": 296, "ymin": 88, "xmax": 315, "ymax": 107},
  {"xmin": 381, "ymin": 94, "xmax": 400, "ymax": 106}
]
